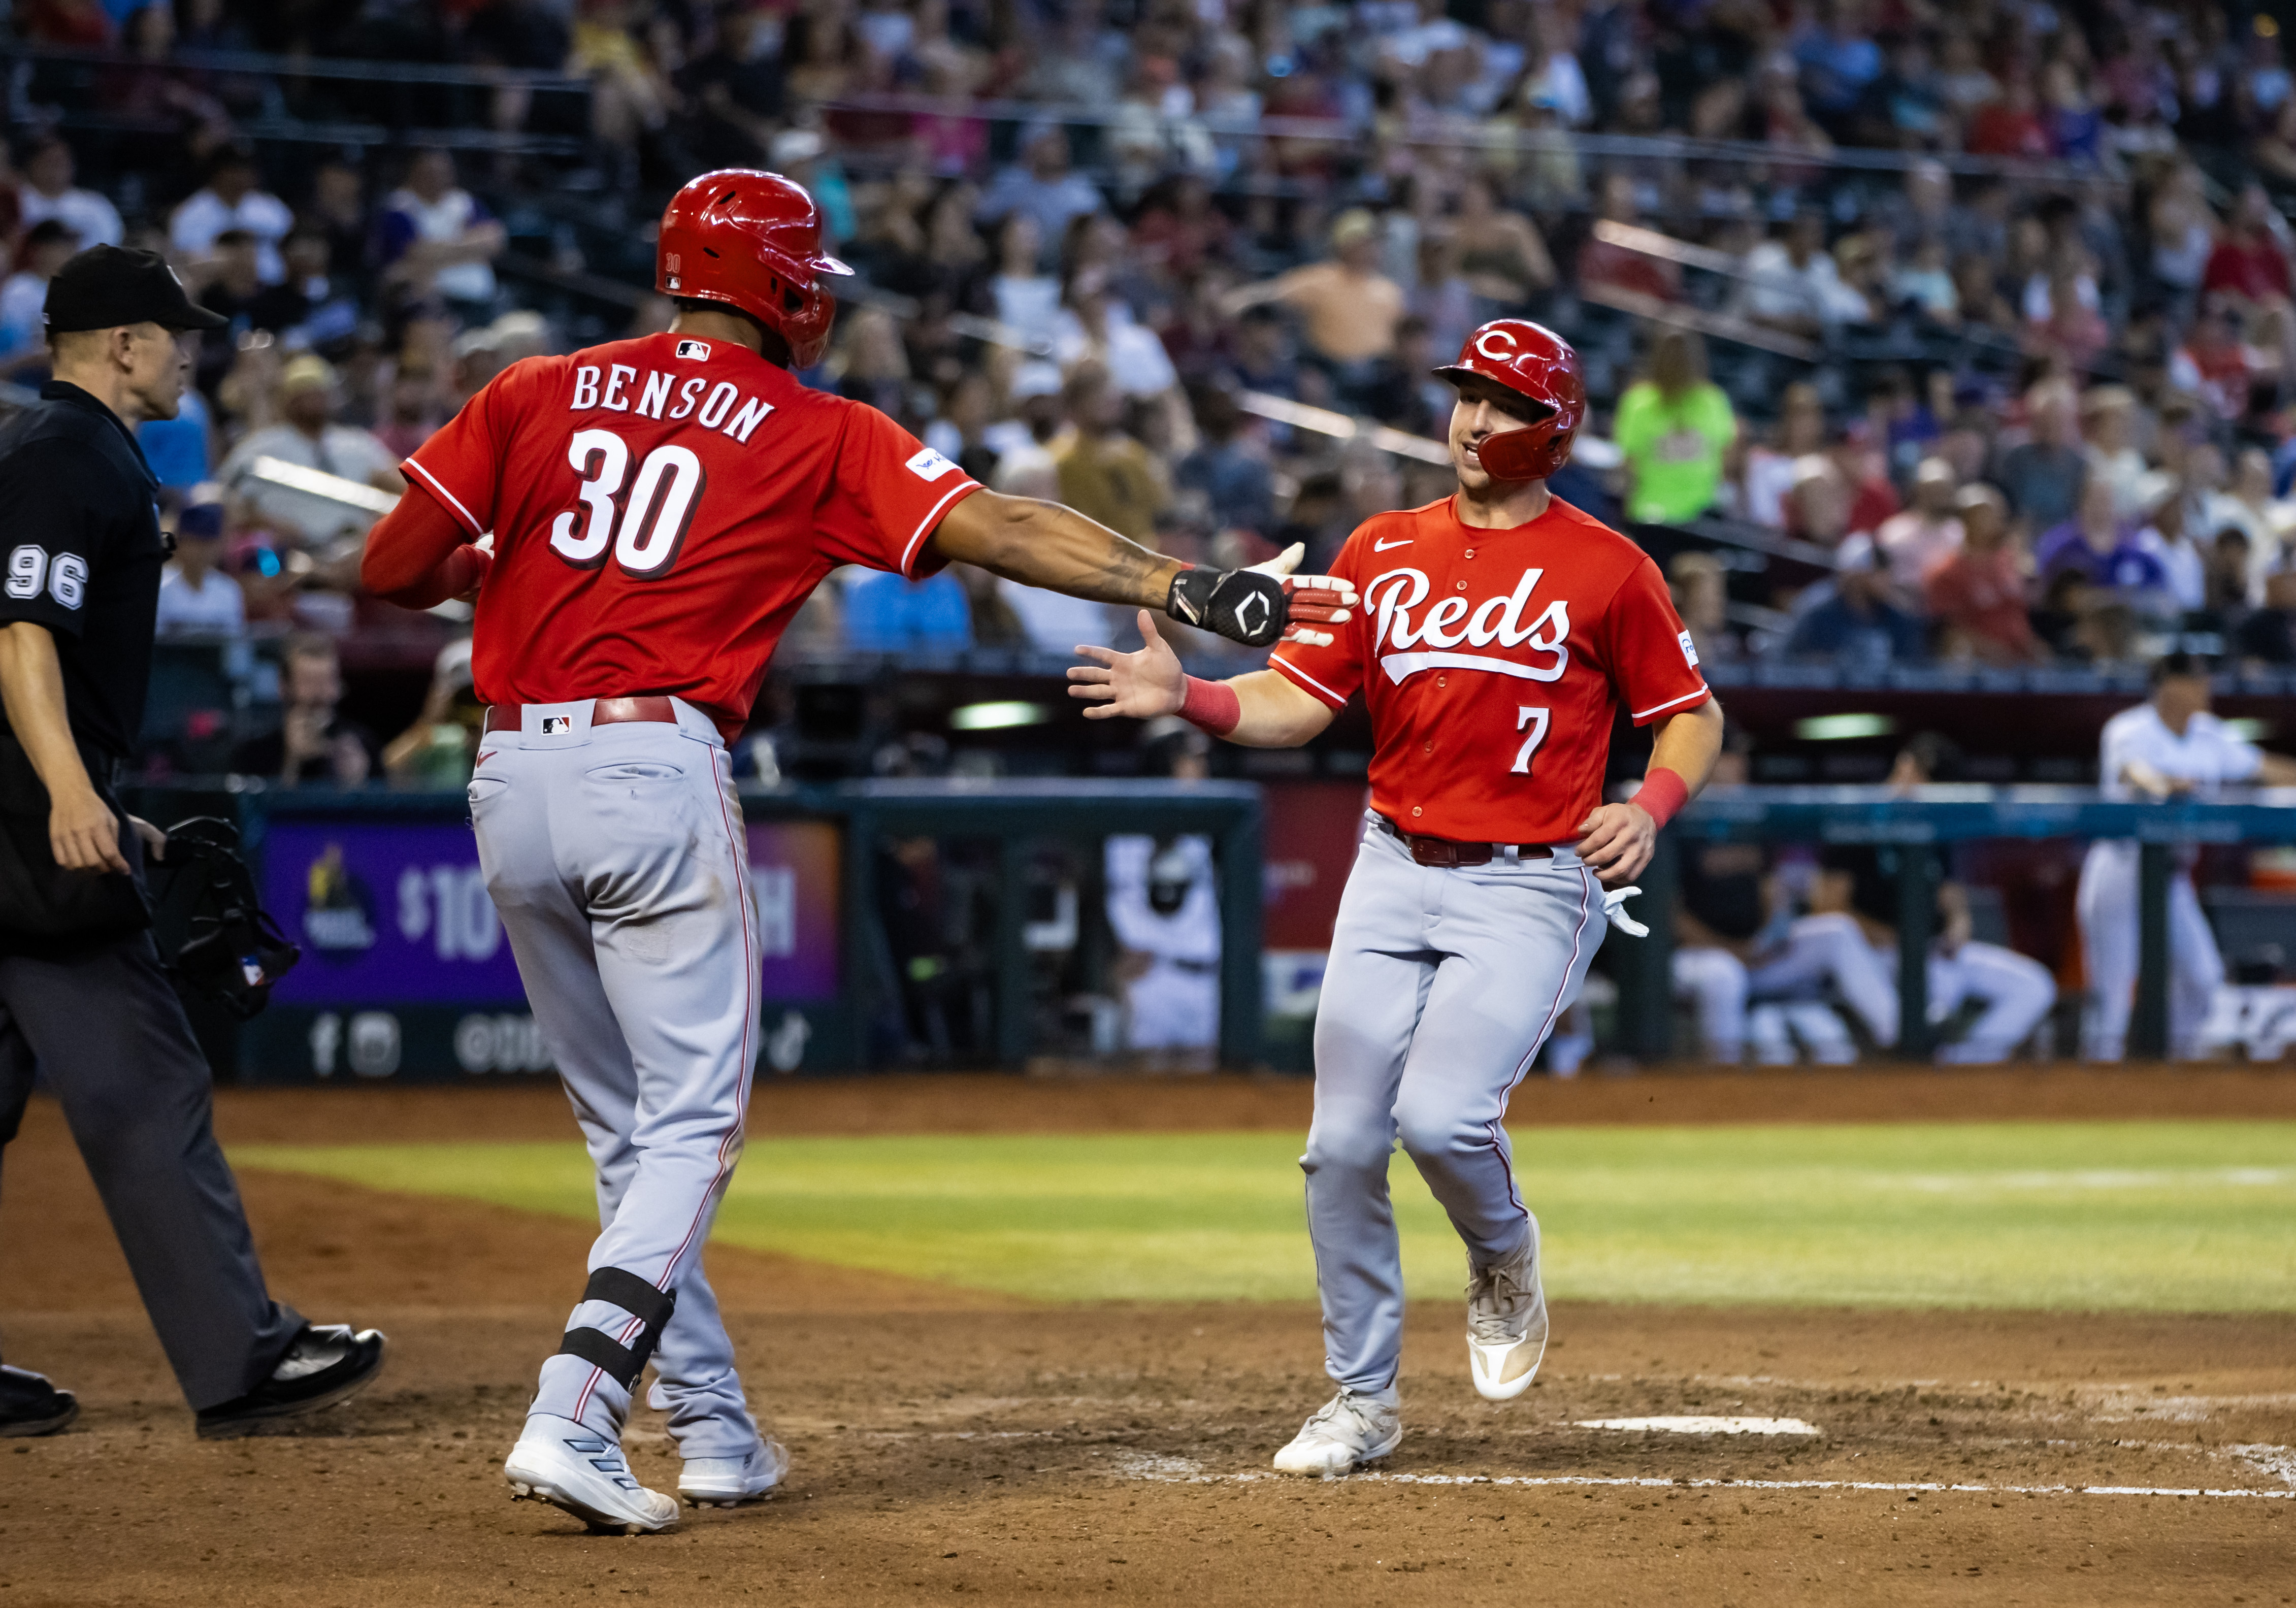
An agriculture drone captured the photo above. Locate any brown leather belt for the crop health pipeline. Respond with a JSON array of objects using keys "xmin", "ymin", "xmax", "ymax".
[
  {"xmin": 483, "ymin": 696, "xmax": 679, "ymax": 735},
  {"xmin": 1374, "ymin": 813, "xmax": 1555, "ymax": 868}
]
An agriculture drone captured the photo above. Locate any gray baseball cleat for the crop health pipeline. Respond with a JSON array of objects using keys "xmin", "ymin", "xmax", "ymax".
[
  {"xmin": 1466, "ymin": 1236, "xmax": 1549, "ymax": 1401},
  {"xmin": 678, "ymin": 1435, "xmax": 790, "ymax": 1507},
  {"xmin": 505, "ymin": 1415, "xmax": 679, "ymax": 1534},
  {"xmin": 1271, "ymin": 1386, "xmax": 1402, "ymax": 1475}
]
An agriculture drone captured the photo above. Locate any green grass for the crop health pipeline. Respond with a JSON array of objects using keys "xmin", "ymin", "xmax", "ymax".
[{"xmin": 232, "ymin": 1121, "xmax": 2296, "ymax": 1313}]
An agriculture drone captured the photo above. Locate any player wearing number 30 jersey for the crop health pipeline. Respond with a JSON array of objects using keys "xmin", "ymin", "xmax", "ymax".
[
  {"xmin": 1070, "ymin": 318, "xmax": 1726, "ymax": 1476},
  {"xmin": 359, "ymin": 169, "xmax": 1356, "ymax": 1536}
]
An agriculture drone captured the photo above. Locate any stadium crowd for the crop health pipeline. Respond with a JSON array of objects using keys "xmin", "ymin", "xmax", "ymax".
[{"xmin": 5, "ymin": 0, "xmax": 2296, "ymax": 774}]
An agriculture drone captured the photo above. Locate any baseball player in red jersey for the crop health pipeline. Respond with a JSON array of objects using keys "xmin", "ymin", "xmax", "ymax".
[
  {"xmin": 1071, "ymin": 320, "xmax": 1725, "ymax": 1474},
  {"xmin": 359, "ymin": 170, "xmax": 1353, "ymax": 1533}
]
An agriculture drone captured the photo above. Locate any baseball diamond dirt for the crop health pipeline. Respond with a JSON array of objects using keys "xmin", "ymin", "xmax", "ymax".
[{"xmin": 2, "ymin": 1069, "xmax": 2292, "ymax": 1606}]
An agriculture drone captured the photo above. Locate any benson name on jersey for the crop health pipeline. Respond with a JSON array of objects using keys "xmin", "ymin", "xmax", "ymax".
[
  {"xmin": 1365, "ymin": 565, "xmax": 1571, "ymax": 684},
  {"xmin": 566, "ymin": 357, "xmax": 776, "ymax": 445}
]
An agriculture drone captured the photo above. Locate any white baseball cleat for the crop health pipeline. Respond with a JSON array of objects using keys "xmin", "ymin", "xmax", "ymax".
[
  {"xmin": 1466, "ymin": 1238, "xmax": 1549, "ymax": 1402},
  {"xmin": 1271, "ymin": 1387, "xmax": 1401, "ymax": 1475},
  {"xmin": 678, "ymin": 1435, "xmax": 790, "ymax": 1507},
  {"xmin": 504, "ymin": 1415, "xmax": 679, "ymax": 1534}
]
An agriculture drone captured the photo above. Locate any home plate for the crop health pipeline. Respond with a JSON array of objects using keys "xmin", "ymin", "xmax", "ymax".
[{"xmin": 1576, "ymin": 1416, "xmax": 1822, "ymax": 1436}]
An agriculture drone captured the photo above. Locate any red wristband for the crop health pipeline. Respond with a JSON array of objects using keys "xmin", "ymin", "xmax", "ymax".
[
  {"xmin": 1177, "ymin": 675, "xmax": 1240, "ymax": 737},
  {"xmin": 1635, "ymin": 767, "xmax": 1689, "ymax": 829}
]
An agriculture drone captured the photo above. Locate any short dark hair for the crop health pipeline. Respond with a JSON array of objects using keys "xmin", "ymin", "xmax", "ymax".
[
  {"xmin": 671, "ymin": 297, "xmax": 792, "ymax": 368},
  {"xmin": 23, "ymin": 218, "xmax": 75, "ymax": 249},
  {"xmin": 2151, "ymin": 648, "xmax": 2212, "ymax": 684}
]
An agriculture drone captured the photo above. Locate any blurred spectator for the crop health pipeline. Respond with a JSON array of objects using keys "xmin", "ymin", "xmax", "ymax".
[
  {"xmin": 377, "ymin": 150, "xmax": 506, "ymax": 319},
  {"xmin": 2080, "ymin": 386, "xmax": 2148, "ymax": 521},
  {"xmin": 2237, "ymin": 567, "xmax": 2296, "ymax": 664},
  {"xmin": 138, "ymin": 377, "xmax": 214, "ymax": 492},
  {"xmin": 0, "ymin": 219, "xmax": 80, "ymax": 377},
  {"xmin": 2201, "ymin": 185, "xmax": 2293, "ymax": 309},
  {"xmin": 1173, "ymin": 386, "xmax": 1273, "ymax": 540},
  {"xmin": 2036, "ymin": 478, "xmax": 2173, "ymax": 604},
  {"xmin": 975, "ymin": 124, "xmax": 1104, "ymax": 264},
  {"xmin": 680, "ymin": 2, "xmax": 786, "ymax": 168},
  {"xmin": 1105, "ymin": 720, "xmax": 1220, "ymax": 1061},
  {"xmin": 1612, "ymin": 330, "xmax": 1735, "ymax": 524},
  {"xmin": 1054, "ymin": 362, "xmax": 1167, "ymax": 545},
  {"xmin": 1995, "ymin": 383, "xmax": 2087, "ymax": 530},
  {"xmin": 248, "ymin": 228, "xmax": 360, "ymax": 349},
  {"xmin": 154, "ymin": 492, "xmax": 245, "ymax": 639},
  {"xmin": 1667, "ymin": 550, "xmax": 1737, "ymax": 667},
  {"xmin": 1778, "ymin": 537, "xmax": 1925, "ymax": 667},
  {"xmin": 1575, "ymin": 172, "xmax": 1681, "ymax": 304},
  {"xmin": 230, "ymin": 634, "xmax": 377, "ymax": 786},
  {"xmin": 14, "ymin": 137, "xmax": 121, "ymax": 248},
  {"xmin": 382, "ymin": 639, "xmax": 485, "ymax": 788},
  {"xmin": 217, "ymin": 355, "xmax": 404, "ymax": 548},
  {"xmin": 1741, "ymin": 212, "xmax": 1869, "ymax": 335},
  {"xmin": 1925, "ymin": 484, "xmax": 2042, "ymax": 665},
  {"xmin": 2136, "ymin": 474, "xmax": 2208, "ymax": 612},
  {"xmin": 1741, "ymin": 383, "xmax": 1829, "ymax": 529},
  {"xmin": 2205, "ymin": 447, "xmax": 2295, "ymax": 595},
  {"xmin": 842, "ymin": 567, "xmax": 973, "ymax": 652},
  {"xmin": 170, "ymin": 148, "xmax": 294, "ymax": 284},
  {"xmin": 1451, "ymin": 172, "xmax": 1556, "ymax": 311},
  {"xmin": 1224, "ymin": 210, "xmax": 1404, "ymax": 403},
  {"xmin": 1873, "ymin": 457, "xmax": 1964, "ymax": 602}
]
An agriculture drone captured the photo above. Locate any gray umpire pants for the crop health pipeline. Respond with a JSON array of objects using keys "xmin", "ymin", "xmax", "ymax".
[
  {"xmin": 0, "ymin": 921, "xmax": 303, "ymax": 1410},
  {"xmin": 1304, "ymin": 818, "xmax": 1605, "ymax": 1394}
]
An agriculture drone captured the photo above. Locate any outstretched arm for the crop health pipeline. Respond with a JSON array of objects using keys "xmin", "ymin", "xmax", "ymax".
[
  {"xmin": 1067, "ymin": 610, "xmax": 1335, "ymax": 747},
  {"xmin": 928, "ymin": 490, "xmax": 1355, "ymax": 648},
  {"xmin": 927, "ymin": 489, "xmax": 1181, "ymax": 611}
]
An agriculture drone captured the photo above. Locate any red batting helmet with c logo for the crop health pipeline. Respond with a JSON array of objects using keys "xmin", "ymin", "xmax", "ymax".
[
  {"xmin": 1431, "ymin": 318, "xmax": 1586, "ymax": 481},
  {"xmin": 658, "ymin": 169, "xmax": 852, "ymax": 369}
]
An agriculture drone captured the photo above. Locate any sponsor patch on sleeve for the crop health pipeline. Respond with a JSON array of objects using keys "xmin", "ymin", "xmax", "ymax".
[
  {"xmin": 675, "ymin": 339, "xmax": 711, "ymax": 360},
  {"xmin": 1678, "ymin": 629, "xmax": 1700, "ymax": 668},
  {"xmin": 905, "ymin": 446, "xmax": 959, "ymax": 481}
]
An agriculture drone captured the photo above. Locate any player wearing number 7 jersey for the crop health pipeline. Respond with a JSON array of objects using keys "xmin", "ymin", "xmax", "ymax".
[
  {"xmin": 358, "ymin": 169, "xmax": 1355, "ymax": 1535},
  {"xmin": 1070, "ymin": 319, "xmax": 1725, "ymax": 1475}
]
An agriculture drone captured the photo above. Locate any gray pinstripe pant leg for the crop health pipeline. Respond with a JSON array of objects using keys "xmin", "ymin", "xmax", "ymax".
[{"xmin": 1302, "ymin": 821, "xmax": 1604, "ymax": 1394}]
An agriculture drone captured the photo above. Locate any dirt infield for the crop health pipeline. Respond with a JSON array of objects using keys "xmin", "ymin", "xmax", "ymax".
[{"xmin": 3, "ymin": 1070, "xmax": 2292, "ymax": 1606}]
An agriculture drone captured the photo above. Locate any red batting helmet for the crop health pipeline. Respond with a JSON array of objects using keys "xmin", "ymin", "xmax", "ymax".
[
  {"xmin": 658, "ymin": 170, "xmax": 852, "ymax": 368},
  {"xmin": 1431, "ymin": 318, "xmax": 1586, "ymax": 481}
]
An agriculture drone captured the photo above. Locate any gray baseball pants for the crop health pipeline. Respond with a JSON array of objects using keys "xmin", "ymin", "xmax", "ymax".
[
  {"xmin": 471, "ymin": 698, "xmax": 763, "ymax": 1460},
  {"xmin": 1303, "ymin": 817, "xmax": 1604, "ymax": 1394}
]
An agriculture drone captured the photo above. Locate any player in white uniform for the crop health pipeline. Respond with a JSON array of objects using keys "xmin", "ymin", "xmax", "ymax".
[{"xmin": 2078, "ymin": 653, "xmax": 2296, "ymax": 1060}]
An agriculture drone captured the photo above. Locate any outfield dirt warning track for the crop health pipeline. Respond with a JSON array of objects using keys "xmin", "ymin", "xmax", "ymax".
[{"xmin": 1, "ymin": 1070, "xmax": 2290, "ymax": 1606}]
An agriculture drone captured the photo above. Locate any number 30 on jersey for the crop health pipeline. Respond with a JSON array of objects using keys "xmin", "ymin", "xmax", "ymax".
[{"xmin": 548, "ymin": 428, "xmax": 708, "ymax": 579}]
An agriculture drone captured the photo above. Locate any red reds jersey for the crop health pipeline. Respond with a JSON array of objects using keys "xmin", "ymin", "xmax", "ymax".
[
  {"xmin": 1268, "ymin": 495, "xmax": 1708, "ymax": 843},
  {"xmin": 404, "ymin": 331, "xmax": 981, "ymax": 734}
]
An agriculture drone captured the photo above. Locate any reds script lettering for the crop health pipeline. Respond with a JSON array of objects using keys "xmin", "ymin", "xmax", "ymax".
[
  {"xmin": 569, "ymin": 365, "xmax": 775, "ymax": 444},
  {"xmin": 1366, "ymin": 565, "xmax": 1571, "ymax": 683}
]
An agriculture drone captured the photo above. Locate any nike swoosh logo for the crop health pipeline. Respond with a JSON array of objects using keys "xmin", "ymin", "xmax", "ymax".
[{"xmin": 1372, "ymin": 538, "xmax": 1412, "ymax": 551}]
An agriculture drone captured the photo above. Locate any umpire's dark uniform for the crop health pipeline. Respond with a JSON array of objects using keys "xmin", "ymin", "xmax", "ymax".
[{"xmin": 0, "ymin": 247, "xmax": 380, "ymax": 1439}]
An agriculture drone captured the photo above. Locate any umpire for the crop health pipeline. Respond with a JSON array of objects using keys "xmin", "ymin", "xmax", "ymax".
[{"xmin": 0, "ymin": 246, "xmax": 384, "ymax": 1438}]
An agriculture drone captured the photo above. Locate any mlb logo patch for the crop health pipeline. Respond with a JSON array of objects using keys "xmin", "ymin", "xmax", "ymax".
[
  {"xmin": 905, "ymin": 446, "xmax": 959, "ymax": 481},
  {"xmin": 675, "ymin": 339, "xmax": 711, "ymax": 360},
  {"xmin": 541, "ymin": 715, "xmax": 573, "ymax": 735},
  {"xmin": 1678, "ymin": 629, "xmax": 1700, "ymax": 668}
]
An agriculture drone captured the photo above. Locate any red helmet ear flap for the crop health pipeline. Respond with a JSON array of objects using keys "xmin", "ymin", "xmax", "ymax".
[{"xmin": 1475, "ymin": 425, "xmax": 1560, "ymax": 481}]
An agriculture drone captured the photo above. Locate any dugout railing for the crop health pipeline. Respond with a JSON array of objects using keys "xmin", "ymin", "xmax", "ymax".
[
  {"xmin": 124, "ymin": 776, "xmax": 1265, "ymax": 1081},
  {"xmin": 1612, "ymin": 786, "xmax": 2296, "ymax": 1064}
]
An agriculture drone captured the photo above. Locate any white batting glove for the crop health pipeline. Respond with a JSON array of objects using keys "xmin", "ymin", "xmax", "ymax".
[
  {"xmin": 1245, "ymin": 542, "xmax": 1357, "ymax": 648},
  {"xmin": 1601, "ymin": 887, "xmax": 1649, "ymax": 939}
]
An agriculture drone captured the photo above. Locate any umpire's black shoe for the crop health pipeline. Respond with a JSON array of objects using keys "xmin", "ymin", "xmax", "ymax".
[
  {"xmin": 195, "ymin": 1324, "xmax": 387, "ymax": 1440},
  {"xmin": 0, "ymin": 1364, "xmax": 78, "ymax": 1437}
]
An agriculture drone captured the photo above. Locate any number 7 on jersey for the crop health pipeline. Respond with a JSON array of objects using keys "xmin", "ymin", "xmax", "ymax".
[{"xmin": 1510, "ymin": 707, "xmax": 1550, "ymax": 775}]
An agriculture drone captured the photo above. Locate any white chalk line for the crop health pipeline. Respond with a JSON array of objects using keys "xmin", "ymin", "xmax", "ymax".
[{"xmin": 1103, "ymin": 1453, "xmax": 2295, "ymax": 1500}]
